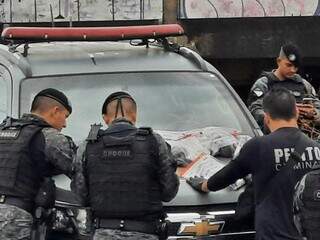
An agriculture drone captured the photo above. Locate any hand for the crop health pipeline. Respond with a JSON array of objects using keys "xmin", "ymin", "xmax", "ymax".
[
  {"xmin": 172, "ymin": 145, "xmax": 192, "ymax": 167},
  {"xmin": 297, "ymin": 103, "xmax": 317, "ymax": 119},
  {"xmin": 187, "ymin": 176, "xmax": 207, "ymax": 193}
]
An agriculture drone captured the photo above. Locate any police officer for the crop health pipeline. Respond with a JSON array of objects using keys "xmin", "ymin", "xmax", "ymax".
[
  {"xmin": 247, "ymin": 43, "xmax": 320, "ymax": 131},
  {"xmin": 0, "ymin": 88, "xmax": 75, "ymax": 240},
  {"xmin": 187, "ymin": 88, "xmax": 320, "ymax": 240},
  {"xmin": 71, "ymin": 91, "xmax": 179, "ymax": 240}
]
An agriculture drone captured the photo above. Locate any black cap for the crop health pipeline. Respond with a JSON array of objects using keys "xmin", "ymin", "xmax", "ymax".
[
  {"xmin": 279, "ymin": 43, "xmax": 301, "ymax": 68},
  {"xmin": 102, "ymin": 91, "xmax": 135, "ymax": 114},
  {"xmin": 34, "ymin": 88, "xmax": 72, "ymax": 113}
]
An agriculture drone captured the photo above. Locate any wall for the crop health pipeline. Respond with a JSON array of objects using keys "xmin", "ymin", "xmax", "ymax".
[
  {"xmin": 4, "ymin": 1, "xmax": 318, "ymax": 23},
  {"xmin": 0, "ymin": 0, "xmax": 162, "ymax": 23},
  {"xmin": 180, "ymin": 0, "xmax": 320, "ymax": 18}
]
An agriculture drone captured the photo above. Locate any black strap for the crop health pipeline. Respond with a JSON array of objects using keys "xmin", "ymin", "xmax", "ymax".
[
  {"xmin": 115, "ymin": 98, "xmax": 125, "ymax": 118},
  {"xmin": 137, "ymin": 127, "xmax": 152, "ymax": 136},
  {"xmin": 94, "ymin": 218, "xmax": 159, "ymax": 235},
  {"xmin": 258, "ymin": 131, "xmax": 307, "ymax": 204},
  {"xmin": 0, "ymin": 195, "xmax": 34, "ymax": 213},
  {"xmin": 86, "ymin": 123, "xmax": 102, "ymax": 142}
]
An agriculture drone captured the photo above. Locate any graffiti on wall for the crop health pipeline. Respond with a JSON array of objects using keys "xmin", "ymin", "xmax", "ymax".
[
  {"xmin": 0, "ymin": 0, "xmax": 162, "ymax": 23},
  {"xmin": 180, "ymin": 0, "xmax": 320, "ymax": 18}
]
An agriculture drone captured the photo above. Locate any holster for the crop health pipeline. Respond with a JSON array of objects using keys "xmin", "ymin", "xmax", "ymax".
[
  {"xmin": 31, "ymin": 178, "xmax": 56, "ymax": 240},
  {"xmin": 31, "ymin": 207, "xmax": 52, "ymax": 240},
  {"xmin": 34, "ymin": 178, "xmax": 56, "ymax": 209},
  {"xmin": 156, "ymin": 219, "xmax": 169, "ymax": 240}
]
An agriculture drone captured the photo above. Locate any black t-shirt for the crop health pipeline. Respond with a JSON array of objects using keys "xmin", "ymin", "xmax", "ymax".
[{"xmin": 207, "ymin": 127, "xmax": 320, "ymax": 240}]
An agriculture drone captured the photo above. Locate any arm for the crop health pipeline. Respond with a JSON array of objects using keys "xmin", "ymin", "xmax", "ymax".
[
  {"xmin": 42, "ymin": 127, "xmax": 76, "ymax": 178},
  {"xmin": 207, "ymin": 138, "xmax": 257, "ymax": 191},
  {"xmin": 188, "ymin": 138, "xmax": 258, "ymax": 192},
  {"xmin": 247, "ymin": 77, "xmax": 269, "ymax": 128},
  {"xmin": 302, "ymin": 79, "xmax": 320, "ymax": 124},
  {"xmin": 190, "ymin": 159, "xmax": 252, "ymax": 193},
  {"xmin": 206, "ymin": 158, "xmax": 251, "ymax": 191},
  {"xmin": 70, "ymin": 141, "xmax": 89, "ymax": 206},
  {"xmin": 154, "ymin": 133, "xmax": 180, "ymax": 202}
]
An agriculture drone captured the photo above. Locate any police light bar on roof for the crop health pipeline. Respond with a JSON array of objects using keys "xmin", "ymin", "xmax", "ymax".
[{"xmin": 1, "ymin": 24, "xmax": 184, "ymax": 41}]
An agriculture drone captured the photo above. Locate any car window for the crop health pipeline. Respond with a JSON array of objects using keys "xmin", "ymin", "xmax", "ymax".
[
  {"xmin": 0, "ymin": 73, "xmax": 7, "ymax": 121},
  {"xmin": 20, "ymin": 72, "xmax": 253, "ymax": 142}
]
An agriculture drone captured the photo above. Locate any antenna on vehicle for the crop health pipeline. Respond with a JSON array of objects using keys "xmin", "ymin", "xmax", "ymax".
[
  {"xmin": 22, "ymin": 43, "xmax": 29, "ymax": 57},
  {"xmin": 7, "ymin": 40, "xmax": 30, "ymax": 57}
]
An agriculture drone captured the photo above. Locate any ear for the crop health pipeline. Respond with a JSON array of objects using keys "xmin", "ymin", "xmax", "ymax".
[
  {"xmin": 295, "ymin": 106, "xmax": 299, "ymax": 119},
  {"xmin": 264, "ymin": 112, "xmax": 270, "ymax": 126},
  {"xmin": 50, "ymin": 106, "xmax": 60, "ymax": 117},
  {"xmin": 130, "ymin": 113, "xmax": 137, "ymax": 125},
  {"xmin": 102, "ymin": 114, "xmax": 111, "ymax": 125}
]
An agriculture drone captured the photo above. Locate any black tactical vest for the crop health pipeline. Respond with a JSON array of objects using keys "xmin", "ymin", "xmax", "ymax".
[
  {"xmin": 0, "ymin": 118, "xmax": 48, "ymax": 200},
  {"xmin": 265, "ymin": 72, "xmax": 306, "ymax": 102},
  {"xmin": 294, "ymin": 169, "xmax": 320, "ymax": 239},
  {"xmin": 86, "ymin": 124, "xmax": 163, "ymax": 220}
]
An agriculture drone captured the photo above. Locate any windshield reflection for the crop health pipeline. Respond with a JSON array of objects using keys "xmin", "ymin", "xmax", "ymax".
[{"xmin": 20, "ymin": 72, "xmax": 252, "ymax": 142}]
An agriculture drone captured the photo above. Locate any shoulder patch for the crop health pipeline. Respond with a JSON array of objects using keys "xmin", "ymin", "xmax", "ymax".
[
  {"xmin": 291, "ymin": 91, "xmax": 302, "ymax": 97},
  {"xmin": 0, "ymin": 129, "xmax": 20, "ymax": 139},
  {"xmin": 253, "ymin": 88, "xmax": 264, "ymax": 98}
]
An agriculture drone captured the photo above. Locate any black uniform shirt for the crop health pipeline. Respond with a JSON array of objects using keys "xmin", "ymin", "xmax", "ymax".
[
  {"xmin": 247, "ymin": 72, "xmax": 320, "ymax": 130},
  {"xmin": 207, "ymin": 127, "xmax": 320, "ymax": 240}
]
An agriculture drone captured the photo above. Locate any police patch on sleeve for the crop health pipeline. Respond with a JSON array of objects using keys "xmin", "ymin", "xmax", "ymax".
[
  {"xmin": 253, "ymin": 88, "xmax": 264, "ymax": 98},
  {"xmin": 291, "ymin": 91, "xmax": 301, "ymax": 97}
]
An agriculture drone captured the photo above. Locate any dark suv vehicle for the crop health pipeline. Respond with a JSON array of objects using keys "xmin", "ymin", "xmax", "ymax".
[{"xmin": 0, "ymin": 24, "xmax": 260, "ymax": 239}]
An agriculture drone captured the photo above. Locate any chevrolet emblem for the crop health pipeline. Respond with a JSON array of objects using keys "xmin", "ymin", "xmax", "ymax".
[{"xmin": 178, "ymin": 220, "xmax": 225, "ymax": 236}]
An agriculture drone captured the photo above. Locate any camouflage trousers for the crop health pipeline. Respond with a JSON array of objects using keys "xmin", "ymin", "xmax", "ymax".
[
  {"xmin": 0, "ymin": 204, "xmax": 33, "ymax": 240},
  {"xmin": 93, "ymin": 229, "xmax": 159, "ymax": 240}
]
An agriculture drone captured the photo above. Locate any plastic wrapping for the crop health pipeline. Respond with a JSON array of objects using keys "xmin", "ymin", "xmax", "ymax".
[{"xmin": 157, "ymin": 127, "xmax": 251, "ymax": 188}]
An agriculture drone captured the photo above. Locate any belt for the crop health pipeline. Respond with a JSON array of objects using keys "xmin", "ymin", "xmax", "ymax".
[
  {"xmin": 0, "ymin": 195, "xmax": 34, "ymax": 214},
  {"xmin": 94, "ymin": 218, "xmax": 159, "ymax": 235}
]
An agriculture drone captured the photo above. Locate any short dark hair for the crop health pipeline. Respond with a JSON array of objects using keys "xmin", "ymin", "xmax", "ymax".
[
  {"xmin": 263, "ymin": 88, "xmax": 297, "ymax": 120},
  {"xmin": 31, "ymin": 88, "xmax": 72, "ymax": 113},
  {"xmin": 31, "ymin": 96, "xmax": 64, "ymax": 113}
]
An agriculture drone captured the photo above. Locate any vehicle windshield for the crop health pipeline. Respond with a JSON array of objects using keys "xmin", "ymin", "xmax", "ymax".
[{"xmin": 20, "ymin": 72, "xmax": 253, "ymax": 142}]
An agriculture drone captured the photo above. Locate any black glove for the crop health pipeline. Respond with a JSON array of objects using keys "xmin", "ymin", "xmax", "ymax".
[
  {"xmin": 172, "ymin": 145, "xmax": 192, "ymax": 167},
  {"xmin": 187, "ymin": 176, "xmax": 207, "ymax": 192},
  {"xmin": 174, "ymin": 152, "xmax": 192, "ymax": 167}
]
